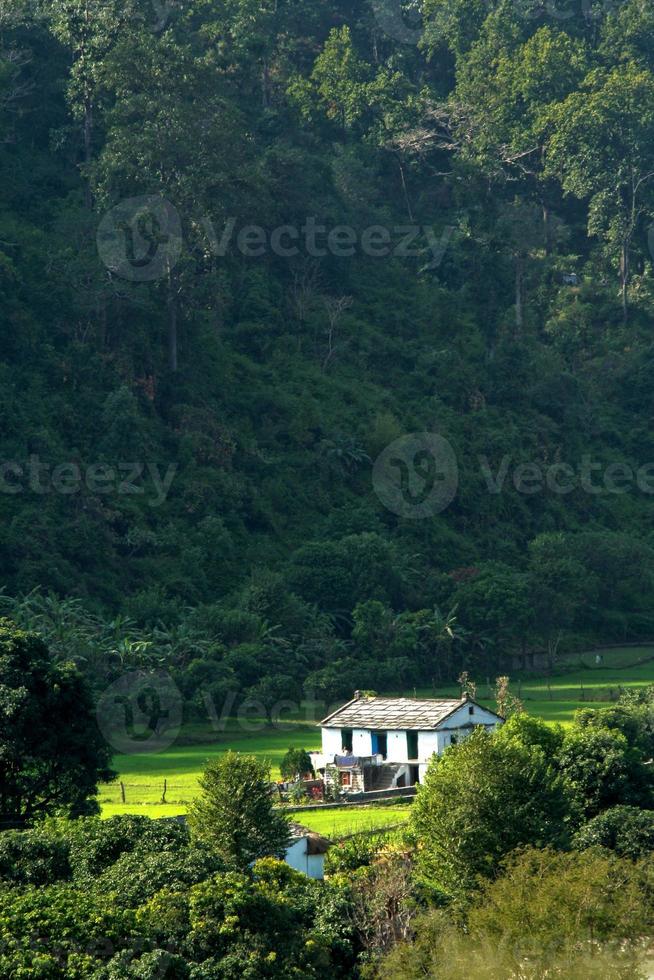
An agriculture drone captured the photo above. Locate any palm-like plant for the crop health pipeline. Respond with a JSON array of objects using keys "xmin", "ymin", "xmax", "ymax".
[{"xmin": 417, "ymin": 605, "xmax": 468, "ymax": 683}]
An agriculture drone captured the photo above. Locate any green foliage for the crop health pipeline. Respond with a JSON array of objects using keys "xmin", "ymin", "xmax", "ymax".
[
  {"xmin": 188, "ymin": 752, "xmax": 290, "ymax": 869},
  {"xmin": 0, "ymin": 826, "xmax": 71, "ymax": 886},
  {"xmin": 558, "ymin": 725, "xmax": 654, "ymax": 821},
  {"xmin": 64, "ymin": 814, "xmax": 190, "ymax": 882},
  {"xmin": 0, "ymin": 818, "xmax": 357, "ymax": 978},
  {"xmin": 324, "ymin": 833, "xmax": 390, "ymax": 874},
  {"xmin": 378, "ymin": 847, "xmax": 653, "ymax": 979},
  {"xmin": 410, "ymin": 727, "xmax": 570, "ymax": 899},
  {"xmin": 280, "ymin": 747, "xmax": 315, "ymax": 781},
  {"xmin": 573, "ymin": 805, "xmax": 654, "ymax": 860},
  {"xmin": 4, "ymin": 2, "xmax": 654, "ymax": 971},
  {"xmin": 1, "ymin": 0, "xmax": 654, "ymax": 708},
  {"xmin": 0, "ymin": 619, "xmax": 114, "ymax": 827}
]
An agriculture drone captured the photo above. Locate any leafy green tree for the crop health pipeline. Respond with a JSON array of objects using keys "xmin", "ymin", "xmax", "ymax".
[
  {"xmin": 64, "ymin": 814, "xmax": 189, "ymax": 882},
  {"xmin": 0, "ymin": 882, "xmax": 140, "ymax": 977},
  {"xmin": 0, "ymin": 619, "xmax": 114, "ymax": 828},
  {"xmin": 575, "ymin": 697, "xmax": 654, "ymax": 758},
  {"xmin": 279, "ymin": 746, "xmax": 314, "ymax": 781},
  {"xmin": 545, "ymin": 63, "xmax": 654, "ymax": 320},
  {"xmin": 558, "ymin": 725, "xmax": 654, "ymax": 821},
  {"xmin": 411, "ymin": 727, "xmax": 570, "ymax": 899},
  {"xmin": 527, "ymin": 533, "xmax": 598, "ymax": 667},
  {"xmin": 573, "ymin": 805, "xmax": 654, "ymax": 859},
  {"xmin": 495, "ymin": 711, "xmax": 565, "ymax": 757},
  {"xmin": 451, "ymin": 562, "xmax": 532, "ymax": 662},
  {"xmin": 188, "ymin": 752, "xmax": 290, "ymax": 869},
  {"xmin": 378, "ymin": 847, "xmax": 653, "ymax": 979},
  {"xmin": 46, "ymin": 0, "xmax": 144, "ymax": 197},
  {"xmin": 0, "ymin": 827, "xmax": 71, "ymax": 886}
]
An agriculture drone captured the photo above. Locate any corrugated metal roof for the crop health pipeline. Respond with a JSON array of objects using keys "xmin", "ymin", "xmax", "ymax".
[{"xmin": 319, "ymin": 696, "xmax": 470, "ymax": 730}]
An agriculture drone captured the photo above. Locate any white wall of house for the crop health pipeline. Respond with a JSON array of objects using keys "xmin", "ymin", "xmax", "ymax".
[
  {"xmin": 386, "ymin": 730, "xmax": 408, "ymax": 762},
  {"xmin": 284, "ymin": 838, "xmax": 325, "ymax": 879},
  {"xmin": 353, "ymin": 728, "xmax": 373, "ymax": 756},
  {"xmin": 321, "ymin": 726, "xmax": 375, "ymax": 757},
  {"xmin": 441, "ymin": 702, "xmax": 501, "ymax": 731},
  {"xmin": 436, "ymin": 732, "xmax": 453, "ymax": 755},
  {"xmin": 418, "ymin": 730, "xmax": 439, "ymax": 762},
  {"xmin": 307, "ymin": 853, "xmax": 325, "ymax": 879},
  {"xmin": 321, "ymin": 727, "xmax": 343, "ymax": 755}
]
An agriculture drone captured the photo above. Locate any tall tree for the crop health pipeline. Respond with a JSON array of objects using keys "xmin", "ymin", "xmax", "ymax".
[
  {"xmin": 411, "ymin": 726, "xmax": 570, "ymax": 899},
  {"xmin": 545, "ymin": 64, "xmax": 654, "ymax": 321},
  {"xmin": 188, "ymin": 751, "xmax": 290, "ymax": 869},
  {"xmin": 0, "ymin": 619, "xmax": 114, "ymax": 828}
]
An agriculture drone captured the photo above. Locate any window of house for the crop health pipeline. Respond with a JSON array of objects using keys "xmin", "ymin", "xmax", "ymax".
[
  {"xmin": 468, "ymin": 705, "xmax": 474, "ymax": 715},
  {"xmin": 341, "ymin": 729, "xmax": 353, "ymax": 753},
  {"xmin": 340, "ymin": 771, "xmax": 352, "ymax": 787},
  {"xmin": 450, "ymin": 733, "xmax": 458, "ymax": 745}
]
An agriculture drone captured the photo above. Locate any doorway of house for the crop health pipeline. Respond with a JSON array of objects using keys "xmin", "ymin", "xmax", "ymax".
[
  {"xmin": 371, "ymin": 732, "xmax": 387, "ymax": 759},
  {"xmin": 409, "ymin": 764, "xmax": 420, "ymax": 785},
  {"xmin": 406, "ymin": 730, "xmax": 419, "ymax": 760}
]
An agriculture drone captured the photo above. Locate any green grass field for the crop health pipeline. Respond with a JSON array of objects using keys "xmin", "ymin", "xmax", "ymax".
[
  {"xmin": 288, "ymin": 803, "xmax": 411, "ymax": 838},
  {"xmin": 99, "ymin": 725, "xmax": 321, "ymax": 818},
  {"xmin": 100, "ymin": 645, "xmax": 654, "ymax": 823}
]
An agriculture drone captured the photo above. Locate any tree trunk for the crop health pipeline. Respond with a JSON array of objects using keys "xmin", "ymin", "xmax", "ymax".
[
  {"xmin": 542, "ymin": 203, "xmax": 551, "ymax": 257},
  {"xmin": 261, "ymin": 60, "xmax": 271, "ymax": 108},
  {"xmin": 82, "ymin": 0, "xmax": 93, "ymax": 209},
  {"xmin": 398, "ymin": 157, "xmax": 414, "ymax": 223},
  {"xmin": 167, "ymin": 273, "xmax": 178, "ymax": 372},
  {"xmin": 620, "ymin": 241, "xmax": 629, "ymax": 323},
  {"xmin": 515, "ymin": 253, "xmax": 524, "ymax": 331}
]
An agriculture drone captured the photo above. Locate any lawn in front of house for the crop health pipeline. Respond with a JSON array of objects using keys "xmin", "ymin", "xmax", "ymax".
[
  {"xmin": 288, "ymin": 803, "xmax": 411, "ymax": 839},
  {"xmin": 99, "ymin": 723, "xmax": 320, "ymax": 818}
]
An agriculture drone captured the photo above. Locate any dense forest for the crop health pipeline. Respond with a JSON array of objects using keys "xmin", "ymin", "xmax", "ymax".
[{"xmin": 2, "ymin": 0, "xmax": 654, "ymax": 707}]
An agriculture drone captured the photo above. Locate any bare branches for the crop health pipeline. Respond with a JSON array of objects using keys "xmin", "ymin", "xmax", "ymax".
[{"xmin": 321, "ymin": 294, "xmax": 353, "ymax": 372}]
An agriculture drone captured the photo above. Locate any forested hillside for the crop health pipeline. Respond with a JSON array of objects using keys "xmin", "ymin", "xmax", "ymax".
[{"xmin": 2, "ymin": 0, "xmax": 654, "ymax": 705}]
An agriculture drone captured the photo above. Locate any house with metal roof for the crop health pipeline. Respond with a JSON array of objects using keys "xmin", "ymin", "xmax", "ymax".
[{"xmin": 313, "ymin": 691, "xmax": 503, "ymax": 794}]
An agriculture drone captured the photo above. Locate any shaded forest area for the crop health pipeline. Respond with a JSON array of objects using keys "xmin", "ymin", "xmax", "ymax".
[{"xmin": 2, "ymin": 0, "xmax": 654, "ymax": 706}]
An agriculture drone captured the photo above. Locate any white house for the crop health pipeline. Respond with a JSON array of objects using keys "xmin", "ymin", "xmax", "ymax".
[
  {"xmin": 284, "ymin": 823, "xmax": 331, "ymax": 879},
  {"xmin": 313, "ymin": 691, "xmax": 503, "ymax": 793}
]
